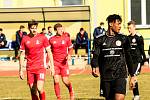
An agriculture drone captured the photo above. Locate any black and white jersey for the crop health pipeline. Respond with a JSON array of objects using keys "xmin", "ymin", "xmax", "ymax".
[
  {"xmin": 91, "ymin": 34, "xmax": 134, "ymax": 81},
  {"xmin": 128, "ymin": 33, "xmax": 146, "ymax": 64}
]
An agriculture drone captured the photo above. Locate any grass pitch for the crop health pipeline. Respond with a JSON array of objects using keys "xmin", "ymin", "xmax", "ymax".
[{"xmin": 0, "ymin": 73, "xmax": 150, "ymax": 100}]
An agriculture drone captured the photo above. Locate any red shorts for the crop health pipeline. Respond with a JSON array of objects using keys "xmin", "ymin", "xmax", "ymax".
[
  {"xmin": 27, "ymin": 68, "xmax": 46, "ymax": 85},
  {"xmin": 54, "ymin": 61, "xmax": 69, "ymax": 77}
]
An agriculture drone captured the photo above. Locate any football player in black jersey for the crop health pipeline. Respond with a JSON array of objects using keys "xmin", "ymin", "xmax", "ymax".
[
  {"xmin": 127, "ymin": 20, "xmax": 148, "ymax": 100},
  {"xmin": 91, "ymin": 14, "xmax": 136, "ymax": 100}
]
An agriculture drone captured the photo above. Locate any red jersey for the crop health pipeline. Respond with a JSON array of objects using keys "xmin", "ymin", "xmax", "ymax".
[
  {"xmin": 63, "ymin": 32, "xmax": 70, "ymax": 37},
  {"xmin": 20, "ymin": 33, "xmax": 50, "ymax": 71},
  {"xmin": 49, "ymin": 34, "xmax": 73, "ymax": 63}
]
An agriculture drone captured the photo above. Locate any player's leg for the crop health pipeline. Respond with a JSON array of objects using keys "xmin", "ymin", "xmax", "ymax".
[
  {"xmin": 61, "ymin": 66, "xmax": 74, "ymax": 100},
  {"xmin": 37, "ymin": 80, "xmax": 45, "ymax": 100},
  {"xmin": 115, "ymin": 93, "xmax": 125, "ymax": 100},
  {"xmin": 115, "ymin": 78, "xmax": 127, "ymax": 100},
  {"xmin": 27, "ymin": 71, "xmax": 39, "ymax": 100},
  {"xmin": 53, "ymin": 62, "xmax": 61, "ymax": 100},
  {"xmin": 133, "ymin": 82, "xmax": 140, "ymax": 100},
  {"xmin": 29, "ymin": 83, "xmax": 39, "ymax": 100},
  {"xmin": 62, "ymin": 76, "xmax": 74, "ymax": 100},
  {"xmin": 132, "ymin": 63, "xmax": 140, "ymax": 100},
  {"xmin": 74, "ymin": 44, "xmax": 79, "ymax": 55},
  {"xmin": 101, "ymin": 80, "xmax": 112, "ymax": 100},
  {"xmin": 53, "ymin": 75, "xmax": 61, "ymax": 100},
  {"xmin": 36, "ymin": 69, "xmax": 46, "ymax": 100},
  {"xmin": 14, "ymin": 46, "xmax": 19, "ymax": 62}
]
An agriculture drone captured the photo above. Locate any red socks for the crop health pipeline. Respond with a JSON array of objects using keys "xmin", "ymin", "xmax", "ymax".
[
  {"xmin": 54, "ymin": 82, "xmax": 74, "ymax": 100},
  {"xmin": 54, "ymin": 83, "xmax": 61, "ymax": 99},
  {"xmin": 65, "ymin": 83, "xmax": 74, "ymax": 100},
  {"xmin": 39, "ymin": 91, "xmax": 46, "ymax": 100},
  {"xmin": 67, "ymin": 83, "xmax": 74, "ymax": 95},
  {"xmin": 31, "ymin": 91, "xmax": 45, "ymax": 100}
]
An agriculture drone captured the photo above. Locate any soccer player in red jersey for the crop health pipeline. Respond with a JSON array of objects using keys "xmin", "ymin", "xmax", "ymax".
[
  {"xmin": 49, "ymin": 23, "xmax": 74, "ymax": 100},
  {"xmin": 19, "ymin": 20, "xmax": 54, "ymax": 100}
]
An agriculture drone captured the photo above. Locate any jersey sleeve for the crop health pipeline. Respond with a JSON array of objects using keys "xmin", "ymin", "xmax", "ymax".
[
  {"xmin": 91, "ymin": 38, "xmax": 101, "ymax": 68},
  {"xmin": 138, "ymin": 36, "xmax": 147, "ymax": 62},
  {"xmin": 67, "ymin": 37, "xmax": 73, "ymax": 49},
  {"xmin": 43, "ymin": 36, "xmax": 50, "ymax": 48},
  {"xmin": 20, "ymin": 37, "xmax": 25, "ymax": 51}
]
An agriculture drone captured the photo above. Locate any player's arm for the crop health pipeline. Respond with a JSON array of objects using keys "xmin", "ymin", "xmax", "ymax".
[
  {"xmin": 139, "ymin": 36, "xmax": 147, "ymax": 65},
  {"xmin": 124, "ymin": 36, "xmax": 137, "ymax": 89},
  {"xmin": 67, "ymin": 37, "xmax": 73, "ymax": 61},
  {"xmin": 91, "ymin": 38, "xmax": 100, "ymax": 77},
  {"xmin": 46, "ymin": 47, "xmax": 55, "ymax": 76},
  {"xmin": 19, "ymin": 50, "xmax": 25, "ymax": 80},
  {"xmin": 67, "ymin": 46, "xmax": 73, "ymax": 61}
]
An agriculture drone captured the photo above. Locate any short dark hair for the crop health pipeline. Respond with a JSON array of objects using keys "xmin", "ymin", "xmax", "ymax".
[
  {"xmin": 20, "ymin": 25, "xmax": 25, "ymax": 29},
  {"xmin": 42, "ymin": 28, "xmax": 46, "ymax": 31},
  {"xmin": 127, "ymin": 20, "xmax": 136, "ymax": 26},
  {"xmin": 28, "ymin": 19, "xmax": 38, "ymax": 29},
  {"xmin": 54, "ymin": 23, "xmax": 62, "ymax": 31},
  {"xmin": 80, "ymin": 28, "xmax": 84, "ymax": 31},
  {"xmin": 106, "ymin": 14, "xmax": 122, "ymax": 24},
  {"xmin": 48, "ymin": 26, "xmax": 52, "ymax": 30},
  {"xmin": 0, "ymin": 28, "xmax": 3, "ymax": 31},
  {"xmin": 100, "ymin": 22, "xmax": 104, "ymax": 25}
]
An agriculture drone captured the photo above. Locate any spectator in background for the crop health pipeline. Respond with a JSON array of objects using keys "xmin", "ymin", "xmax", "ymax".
[
  {"xmin": 47, "ymin": 26, "xmax": 53, "ymax": 36},
  {"xmin": 93, "ymin": 22, "xmax": 106, "ymax": 50},
  {"xmin": 74, "ymin": 28, "xmax": 88, "ymax": 55},
  {"xmin": 41, "ymin": 28, "xmax": 47, "ymax": 35},
  {"xmin": 15, "ymin": 25, "xmax": 27, "ymax": 61},
  {"xmin": 93, "ymin": 22, "xmax": 106, "ymax": 39},
  {"xmin": 0, "ymin": 28, "xmax": 7, "ymax": 48}
]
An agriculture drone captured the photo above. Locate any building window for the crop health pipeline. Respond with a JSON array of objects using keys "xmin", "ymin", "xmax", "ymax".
[
  {"xmin": 129, "ymin": 0, "xmax": 150, "ymax": 28},
  {"xmin": 61, "ymin": 0, "xmax": 83, "ymax": 5},
  {"xmin": 146, "ymin": 0, "xmax": 150, "ymax": 24}
]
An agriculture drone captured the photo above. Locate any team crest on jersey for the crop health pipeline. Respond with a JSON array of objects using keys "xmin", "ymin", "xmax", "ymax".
[
  {"xmin": 26, "ymin": 41, "xmax": 30, "ymax": 44},
  {"xmin": 103, "ymin": 42, "xmax": 106, "ymax": 45},
  {"xmin": 110, "ymin": 50, "xmax": 115, "ymax": 55},
  {"xmin": 36, "ymin": 40, "xmax": 40, "ymax": 44},
  {"xmin": 116, "ymin": 40, "xmax": 121, "ymax": 46},
  {"xmin": 62, "ymin": 40, "xmax": 65, "ymax": 44},
  {"xmin": 53, "ymin": 41, "xmax": 56, "ymax": 44},
  {"xmin": 132, "ymin": 38, "xmax": 136, "ymax": 43}
]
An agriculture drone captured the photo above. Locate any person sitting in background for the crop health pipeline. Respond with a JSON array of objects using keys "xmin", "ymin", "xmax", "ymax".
[
  {"xmin": 0, "ymin": 28, "xmax": 7, "ymax": 48},
  {"xmin": 15, "ymin": 25, "xmax": 27, "ymax": 62},
  {"xmin": 74, "ymin": 28, "xmax": 88, "ymax": 55}
]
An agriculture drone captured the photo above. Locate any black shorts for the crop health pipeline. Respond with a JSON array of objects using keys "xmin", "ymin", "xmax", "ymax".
[{"xmin": 100, "ymin": 78, "xmax": 127, "ymax": 99}]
